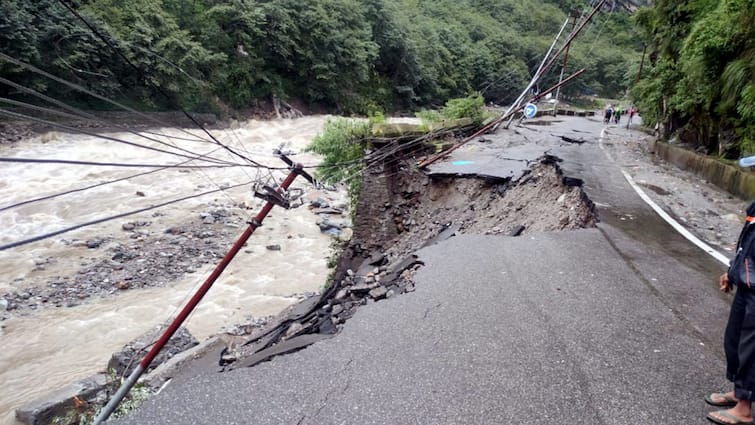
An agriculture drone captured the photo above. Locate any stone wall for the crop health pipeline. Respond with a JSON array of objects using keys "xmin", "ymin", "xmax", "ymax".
[{"xmin": 651, "ymin": 140, "xmax": 755, "ymax": 201}]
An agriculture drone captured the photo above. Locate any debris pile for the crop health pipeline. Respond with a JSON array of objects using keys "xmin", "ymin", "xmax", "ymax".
[{"xmin": 219, "ymin": 155, "xmax": 597, "ymax": 370}]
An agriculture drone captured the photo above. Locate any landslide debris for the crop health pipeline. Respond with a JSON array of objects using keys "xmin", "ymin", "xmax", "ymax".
[{"xmin": 223, "ymin": 155, "xmax": 597, "ymax": 368}]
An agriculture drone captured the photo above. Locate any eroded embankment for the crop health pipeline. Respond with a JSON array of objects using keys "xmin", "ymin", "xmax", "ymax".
[
  {"xmin": 223, "ymin": 155, "xmax": 597, "ymax": 369},
  {"xmin": 346, "ymin": 158, "xmax": 596, "ymax": 264},
  {"xmin": 33, "ymin": 153, "xmax": 598, "ymax": 424}
]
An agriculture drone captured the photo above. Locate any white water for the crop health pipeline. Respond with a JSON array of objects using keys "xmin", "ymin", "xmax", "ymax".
[{"xmin": 0, "ymin": 116, "xmax": 344, "ymax": 425}]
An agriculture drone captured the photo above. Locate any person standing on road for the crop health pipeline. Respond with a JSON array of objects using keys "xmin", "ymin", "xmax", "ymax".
[
  {"xmin": 604, "ymin": 104, "xmax": 613, "ymax": 124},
  {"xmin": 707, "ymin": 202, "xmax": 755, "ymax": 425},
  {"xmin": 627, "ymin": 106, "xmax": 637, "ymax": 128}
]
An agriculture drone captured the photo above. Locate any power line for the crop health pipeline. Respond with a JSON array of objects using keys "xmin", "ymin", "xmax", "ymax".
[
  {"xmin": 0, "ymin": 181, "xmax": 253, "ymax": 251},
  {"xmin": 0, "ymin": 97, "xmax": 236, "ymax": 166},
  {"xmin": 0, "ymin": 108, "xmax": 241, "ymax": 165},
  {"xmin": 0, "ymin": 52, "xmax": 214, "ymax": 145},
  {"xmin": 0, "ymin": 157, "xmax": 240, "ymax": 169},
  {"xmin": 0, "ymin": 78, "xmax": 233, "ymax": 164},
  {"xmin": 55, "ymin": 0, "xmax": 267, "ymax": 169},
  {"xmin": 584, "ymin": 2, "xmax": 616, "ymax": 56},
  {"xmin": 0, "ymin": 147, "xmax": 226, "ymax": 212},
  {"xmin": 0, "ymin": 52, "xmax": 372, "ymax": 173}
]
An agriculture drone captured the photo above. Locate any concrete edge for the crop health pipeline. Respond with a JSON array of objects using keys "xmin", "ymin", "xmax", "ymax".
[{"xmin": 650, "ymin": 140, "xmax": 755, "ymax": 201}]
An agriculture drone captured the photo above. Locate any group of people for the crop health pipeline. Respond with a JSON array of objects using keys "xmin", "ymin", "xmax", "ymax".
[{"xmin": 603, "ymin": 104, "xmax": 638, "ymax": 126}]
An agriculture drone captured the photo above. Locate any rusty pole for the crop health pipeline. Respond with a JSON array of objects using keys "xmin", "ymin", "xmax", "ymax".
[
  {"xmin": 93, "ymin": 157, "xmax": 311, "ymax": 424},
  {"xmin": 535, "ymin": 0, "xmax": 606, "ymax": 81},
  {"xmin": 553, "ymin": 12, "xmax": 579, "ymax": 116},
  {"xmin": 504, "ymin": 0, "xmax": 606, "ymax": 129},
  {"xmin": 419, "ymin": 69, "xmax": 585, "ymax": 168}
]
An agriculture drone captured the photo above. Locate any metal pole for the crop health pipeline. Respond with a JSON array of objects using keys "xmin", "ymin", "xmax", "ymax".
[
  {"xmin": 535, "ymin": 0, "xmax": 606, "ymax": 81},
  {"xmin": 419, "ymin": 69, "xmax": 585, "ymax": 168},
  {"xmin": 528, "ymin": 69, "xmax": 586, "ymax": 104},
  {"xmin": 93, "ymin": 164, "xmax": 303, "ymax": 424},
  {"xmin": 552, "ymin": 45, "xmax": 570, "ymax": 116},
  {"xmin": 504, "ymin": 0, "xmax": 606, "ymax": 128},
  {"xmin": 501, "ymin": 18, "xmax": 570, "ymax": 121},
  {"xmin": 553, "ymin": 13, "xmax": 578, "ymax": 116},
  {"xmin": 502, "ymin": 0, "xmax": 605, "ymax": 129}
]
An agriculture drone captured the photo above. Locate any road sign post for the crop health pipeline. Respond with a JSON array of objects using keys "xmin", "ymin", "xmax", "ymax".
[{"xmin": 523, "ymin": 103, "xmax": 538, "ymax": 119}]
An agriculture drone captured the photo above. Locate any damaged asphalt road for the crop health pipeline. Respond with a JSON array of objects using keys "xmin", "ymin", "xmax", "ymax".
[{"xmin": 114, "ymin": 116, "xmax": 738, "ymax": 425}]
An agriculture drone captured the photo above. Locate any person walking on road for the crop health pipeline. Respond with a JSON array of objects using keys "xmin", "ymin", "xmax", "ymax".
[
  {"xmin": 707, "ymin": 202, "xmax": 755, "ymax": 425},
  {"xmin": 604, "ymin": 104, "xmax": 613, "ymax": 124},
  {"xmin": 627, "ymin": 106, "xmax": 637, "ymax": 128}
]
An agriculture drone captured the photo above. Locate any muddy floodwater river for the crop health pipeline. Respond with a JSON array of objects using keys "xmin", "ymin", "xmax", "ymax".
[{"xmin": 0, "ymin": 116, "xmax": 345, "ymax": 425}]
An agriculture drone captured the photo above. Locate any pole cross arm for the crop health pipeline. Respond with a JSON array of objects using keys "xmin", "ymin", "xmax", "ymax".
[
  {"xmin": 254, "ymin": 185, "xmax": 291, "ymax": 209},
  {"xmin": 274, "ymin": 150, "xmax": 318, "ymax": 187}
]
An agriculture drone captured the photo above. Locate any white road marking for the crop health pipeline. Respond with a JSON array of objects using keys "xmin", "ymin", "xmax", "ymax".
[{"xmin": 598, "ymin": 128, "xmax": 730, "ymax": 266}]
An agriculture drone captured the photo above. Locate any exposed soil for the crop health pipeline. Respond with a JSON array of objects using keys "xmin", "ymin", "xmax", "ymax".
[
  {"xmin": 341, "ymin": 157, "xmax": 597, "ymax": 274},
  {"xmin": 223, "ymin": 154, "xmax": 598, "ymax": 368}
]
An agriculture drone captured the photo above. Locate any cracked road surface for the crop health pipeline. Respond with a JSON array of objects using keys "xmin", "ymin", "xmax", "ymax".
[{"xmin": 115, "ymin": 116, "xmax": 740, "ymax": 425}]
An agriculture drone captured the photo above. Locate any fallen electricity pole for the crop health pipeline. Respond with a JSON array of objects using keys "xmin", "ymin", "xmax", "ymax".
[
  {"xmin": 418, "ymin": 0, "xmax": 609, "ymax": 169},
  {"xmin": 503, "ymin": 0, "xmax": 607, "ymax": 129},
  {"xmin": 418, "ymin": 68, "xmax": 585, "ymax": 169},
  {"xmin": 93, "ymin": 152, "xmax": 316, "ymax": 424},
  {"xmin": 553, "ymin": 11, "xmax": 581, "ymax": 115}
]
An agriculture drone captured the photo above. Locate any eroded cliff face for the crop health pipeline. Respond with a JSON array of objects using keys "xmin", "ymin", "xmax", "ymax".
[
  {"xmin": 342, "ymin": 156, "xmax": 597, "ymax": 275},
  {"xmin": 221, "ymin": 153, "xmax": 597, "ymax": 374}
]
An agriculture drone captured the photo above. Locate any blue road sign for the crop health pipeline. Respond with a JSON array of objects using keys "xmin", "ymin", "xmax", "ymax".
[{"xmin": 523, "ymin": 103, "xmax": 537, "ymax": 119}]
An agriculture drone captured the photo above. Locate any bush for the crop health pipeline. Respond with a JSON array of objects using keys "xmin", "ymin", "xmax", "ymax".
[
  {"xmin": 306, "ymin": 118, "xmax": 370, "ymax": 214},
  {"xmin": 442, "ymin": 93, "xmax": 485, "ymax": 124},
  {"xmin": 416, "ymin": 92, "xmax": 486, "ymax": 127}
]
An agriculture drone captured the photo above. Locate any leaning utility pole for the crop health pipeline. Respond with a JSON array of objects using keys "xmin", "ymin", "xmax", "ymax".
[
  {"xmin": 499, "ymin": 17, "xmax": 571, "ymax": 125},
  {"xmin": 503, "ymin": 0, "xmax": 607, "ymax": 129},
  {"xmin": 552, "ymin": 11, "xmax": 580, "ymax": 116},
  {"xmin": 92, "ymin": 153, "xmax": 316, "ymax": 424}
]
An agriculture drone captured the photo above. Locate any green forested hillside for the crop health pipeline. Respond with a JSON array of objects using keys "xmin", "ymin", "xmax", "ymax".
[
  {"xmin": 1, "ymin": 0, "xmax": 641, "ymax": 114},
  {"xmin": 631, "ymin": 0, "xmax": 755, "ymax": 158}
]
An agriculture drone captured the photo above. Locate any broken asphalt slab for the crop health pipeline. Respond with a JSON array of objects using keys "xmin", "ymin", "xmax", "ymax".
[
  {"xmin": 114, "ymin": 230, "xmax": 728, "ymax": 425},
  {"xmin": 426, "ymin": 150, "xmax": 531, "ymax": 182}
]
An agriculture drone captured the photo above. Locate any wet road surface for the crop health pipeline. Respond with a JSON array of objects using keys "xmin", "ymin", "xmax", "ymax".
[{"xmin": 115, "ymin": 116, "xmax": 735, "ymax": 425}]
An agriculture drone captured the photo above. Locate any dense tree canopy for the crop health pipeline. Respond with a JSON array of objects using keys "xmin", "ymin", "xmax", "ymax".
[
  {"xmin": 631, "ymin": 0, "xmax": 755, "ymax": 158},
  {"xmin": 1, "ymin": 0, "xmax": 641, "ymax": 114}
]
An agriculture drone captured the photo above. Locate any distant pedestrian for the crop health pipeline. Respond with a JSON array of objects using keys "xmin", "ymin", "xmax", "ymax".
[
  {"xmin": 627, "ymin": 106, "xmax": 637, "ymax": 128},
  {"xmin": 604, "ymin": 105, "xmax": 613, "ymax": 124},
  {"xmin": 706, "ymin": 202, "xmax": 755, "ymax": 425},
  {"xmin": 614, "ymin": 107, "xmax": 622, "ymax": 124}
]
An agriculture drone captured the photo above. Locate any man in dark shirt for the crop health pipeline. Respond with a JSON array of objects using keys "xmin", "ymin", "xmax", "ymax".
[{"xmin": 707, "ymin": 203, "xmax": 755, "ymax": 425}]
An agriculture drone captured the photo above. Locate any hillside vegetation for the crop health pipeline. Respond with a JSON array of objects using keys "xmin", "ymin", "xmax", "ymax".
[
  {"xmin": 1, "ymin": 0, "xmax": 642, "ymax": 115},
  {"xmin": 631, "ymin": 0, "xmax": 755, "ymax": 158}
]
